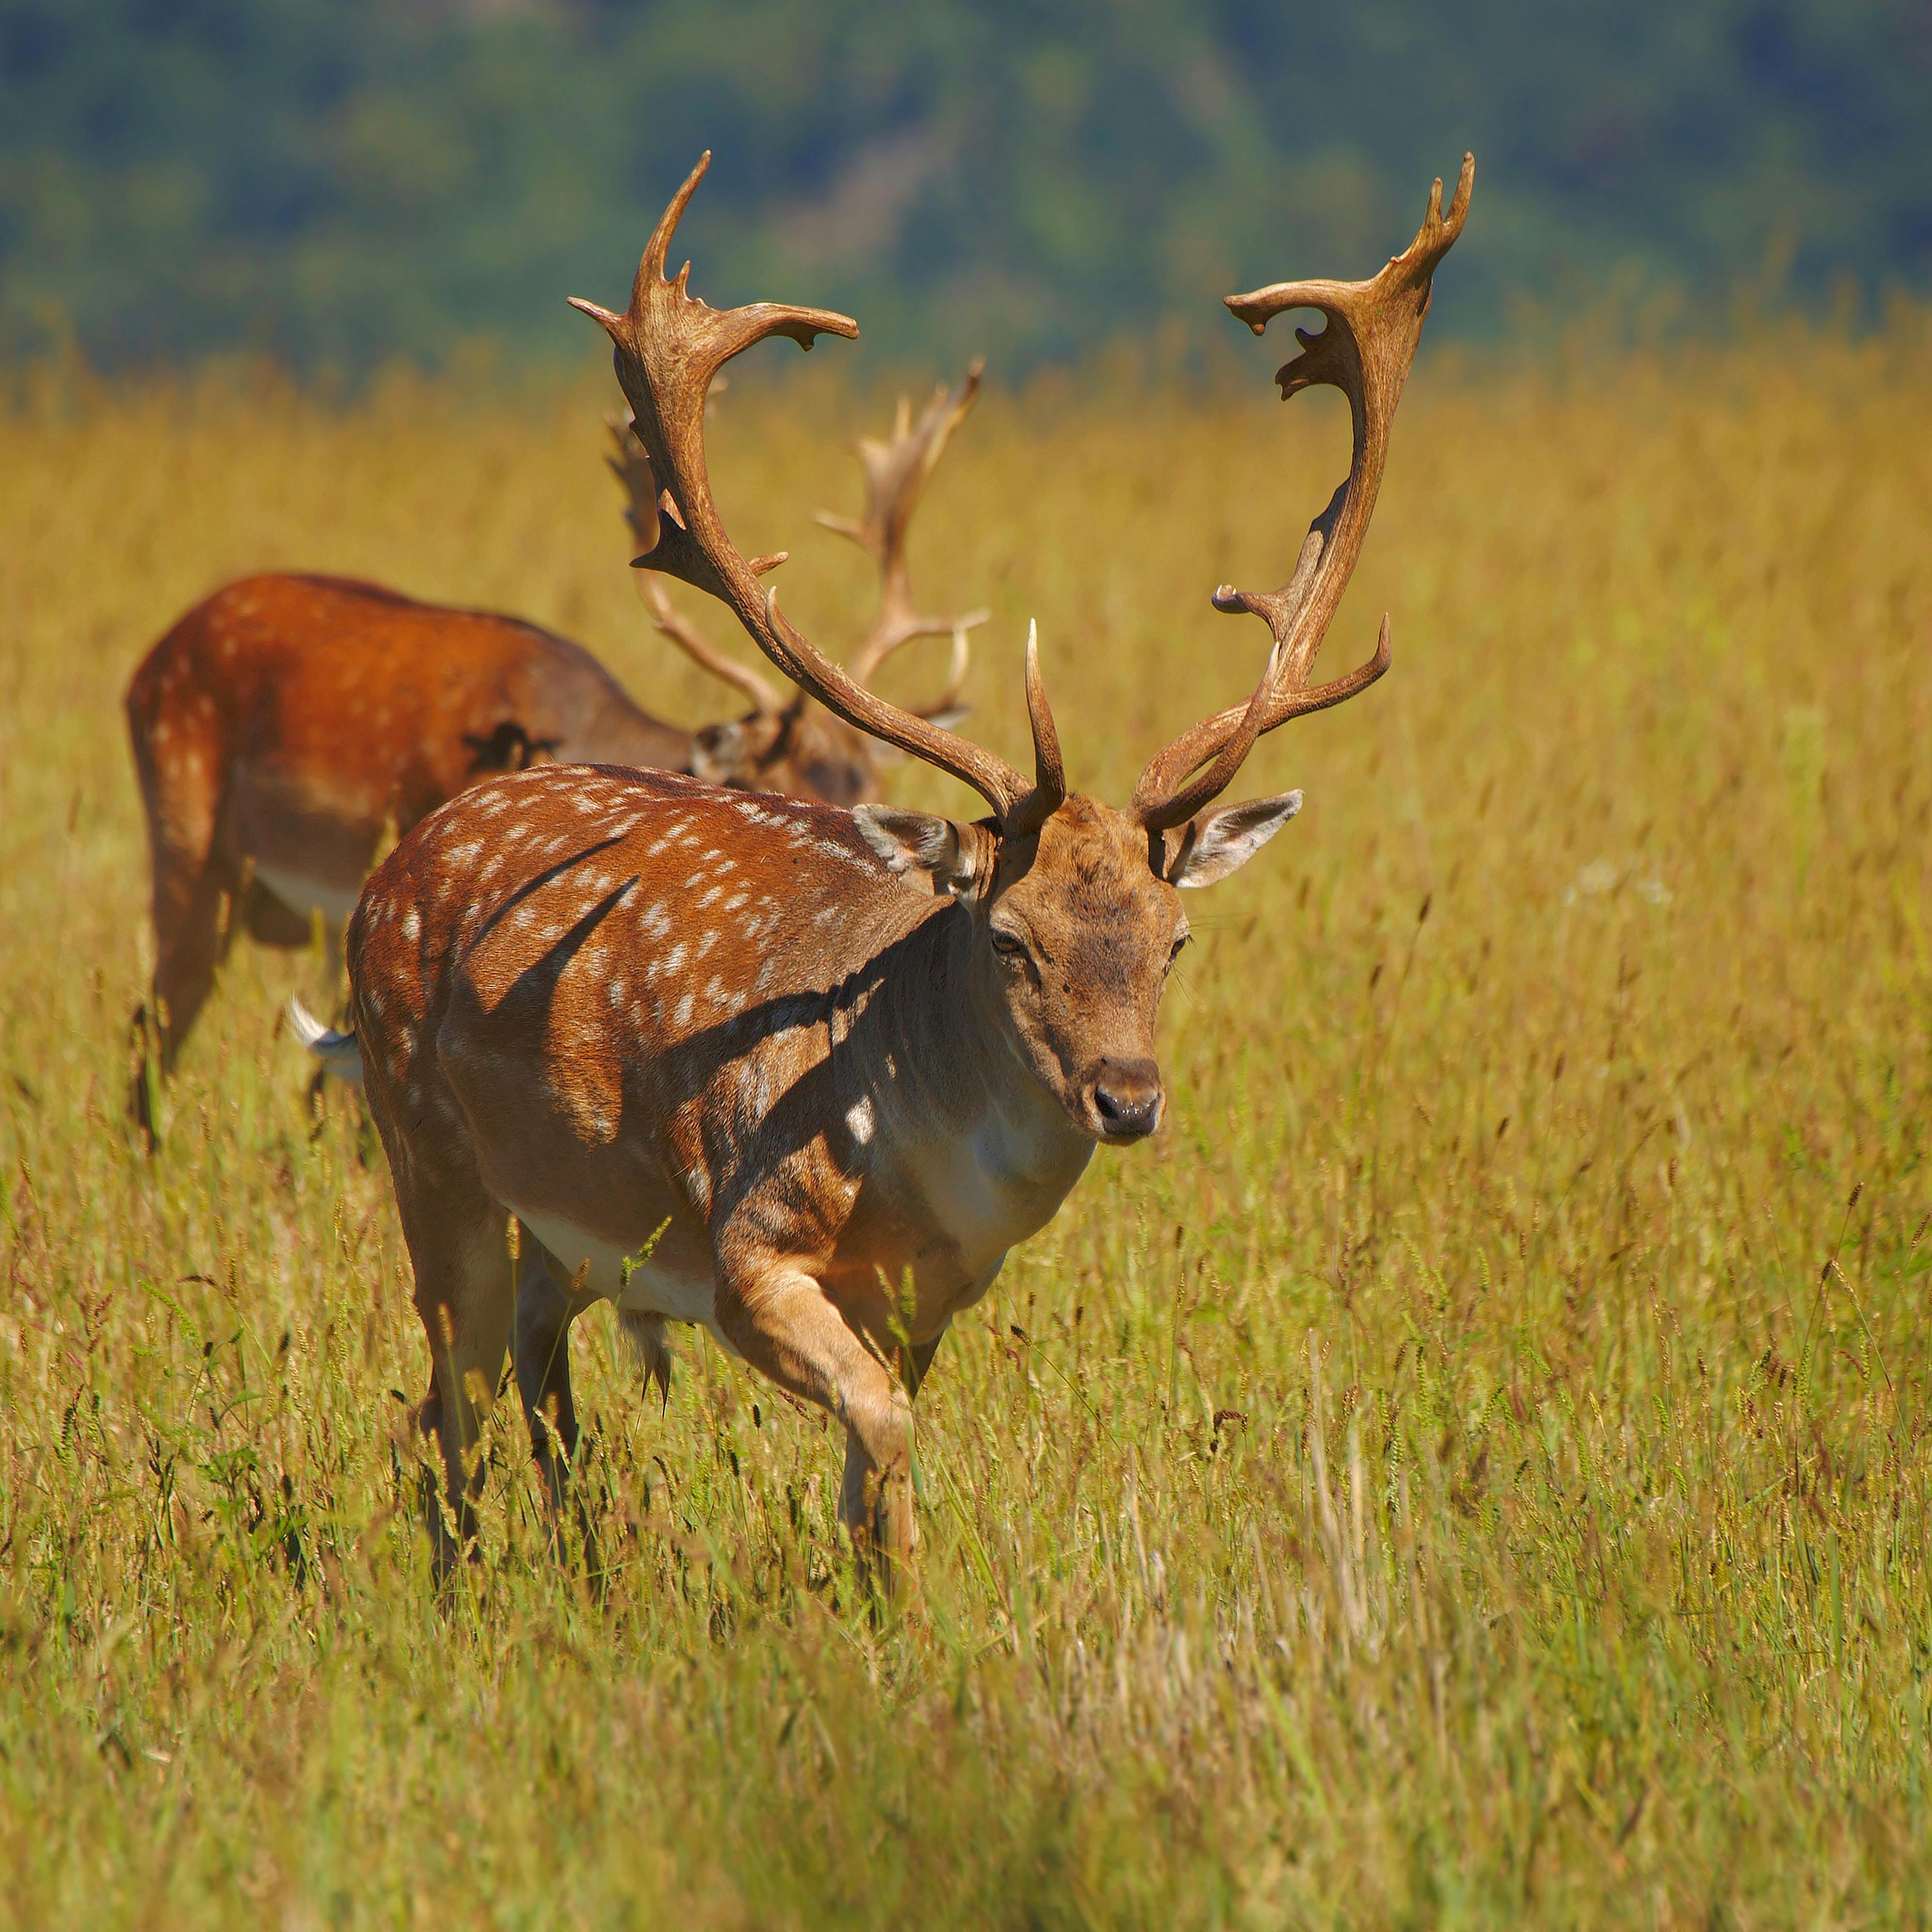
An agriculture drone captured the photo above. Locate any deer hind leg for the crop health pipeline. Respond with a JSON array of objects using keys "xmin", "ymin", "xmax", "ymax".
[
  {"xmin": 131, "ymin": 742, "xmax": 233, "ymax": 1063},
  {"xmin": 152, "ymin": 856, "xmax": 240, "ymax": 1062},
  {"xmin": 399, "ymin": 1185, "xmax": 517, "ymax": 1582},
  {"xmin": 239, "ymin": 875, "xmax": 315, "ymax": 949},
  {"xmin": 715, "ymin": 1261, "xmax": 914, "ymax": 1596},
  {"xmin": 130, "ymin": 844, "xmax": 242, "ymax": 1141},
  {"xmin": 240, "ymin": 882, "xmax": 349, "ymax": 999}
]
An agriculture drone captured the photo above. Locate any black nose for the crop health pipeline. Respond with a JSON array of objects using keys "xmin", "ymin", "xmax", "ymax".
[{"xmin": 1090, "ymin": 1057, "xmax": 1163, "ymax": 1138}]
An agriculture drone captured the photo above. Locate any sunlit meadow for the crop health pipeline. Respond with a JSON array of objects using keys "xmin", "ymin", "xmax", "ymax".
[{"xmin": 1, "ymin": 311, "xmax": 1928, "ymax": 1925}]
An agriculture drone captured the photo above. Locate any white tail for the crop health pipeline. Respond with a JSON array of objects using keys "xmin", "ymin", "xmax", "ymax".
[{"xmin": 288, "ymin": 996, "xmax": 364, "ymax": 1087}]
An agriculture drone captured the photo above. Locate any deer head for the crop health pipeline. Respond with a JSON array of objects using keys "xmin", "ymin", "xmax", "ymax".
[
  {"xmin": 606, "ymin": 373, "xmax": 985, "ymax": 807},
  {"xmin": 574, "ymin": 151, "xmax": 1473, "ymax": 1143}
]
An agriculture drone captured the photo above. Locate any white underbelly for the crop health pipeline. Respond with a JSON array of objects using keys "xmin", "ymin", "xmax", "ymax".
[
  {"xmin": 252, "ymin": 864, "xmax": 361, "ymax": 930},
  {"xmin": 513, "ymin": 1206, "xmax": 729, "ymax": 1343}
]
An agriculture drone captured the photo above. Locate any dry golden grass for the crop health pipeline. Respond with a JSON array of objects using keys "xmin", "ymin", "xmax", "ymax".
[{"xmin": 1, "ymin": 317, "xmax": 1929, "ymax": 1926}]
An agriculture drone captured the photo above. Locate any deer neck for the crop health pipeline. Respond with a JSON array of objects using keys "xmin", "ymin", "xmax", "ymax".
[
  {"xmin": 864, "ymin": 899, "xmax": 1095, "ymax": 1267},
  {"xmin": 571, "ymin": 700, "xmax": 693, "ymax": 774}
]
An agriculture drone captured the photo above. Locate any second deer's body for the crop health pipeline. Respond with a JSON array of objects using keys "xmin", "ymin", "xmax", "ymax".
[
  {"xmin": 127, "ymin": 571, "xmax": 691, "ymax": 1074},
  {"xmin": 128, "ymin": 371, "xmax": 981, "ymax": 1106}
]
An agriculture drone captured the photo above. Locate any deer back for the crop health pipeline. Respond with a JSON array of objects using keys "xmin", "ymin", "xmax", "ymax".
[
  {"xmin": 126, "ymin": 572, "xmax": 698, "ymax": 894},
  {"xmin": 346, "ymin": 761, "xmax": 1095, "ymax": 1342}
]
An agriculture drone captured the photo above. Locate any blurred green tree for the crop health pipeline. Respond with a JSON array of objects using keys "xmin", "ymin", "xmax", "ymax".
[{"xmin": 1, "ymin": 0, "xmax": 1925, "ymax": 370}]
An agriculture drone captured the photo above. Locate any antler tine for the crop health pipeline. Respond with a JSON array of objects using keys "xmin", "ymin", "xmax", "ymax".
[
  {"xmin": 607, "ymin": 411, "xmax": 787, "ymax": 716},
  {"xmin": 1132, "ymin": 154, "xmax": 1474, "ymax": 834},
  {"xmin": 1008, "ymin": 620, "xmax": 1066, "ymax": 836},
  {"xmin": 862, "ymin": 606, "xmax": 987, "ymax": 714},
  {"xmin": 574, "ymin": 159, "xmax": 1055, "ymax": 831},
  {"xmin": 938, "ymin": 617, "xmax": 976, "ymax": 709},
  {"xmin": 638, "ymin": 573, "xmax": 787, "ymax": 718}
]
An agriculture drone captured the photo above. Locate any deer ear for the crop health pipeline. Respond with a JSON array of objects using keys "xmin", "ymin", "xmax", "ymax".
[
  {"xmin": 691, "ymin": 720, "xmax": 747, "ymax": 785},
  {"xmin": 852, "ymin": 804, "xmax": 990, "ymax": 895},
  {"xmin": 1166, "ymin": 791, "xmax": 1302, "ymax": 888}
]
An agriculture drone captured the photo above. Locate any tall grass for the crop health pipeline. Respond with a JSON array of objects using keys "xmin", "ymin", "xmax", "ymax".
[{"xmin": 1, "ymin": 318, "xmax": 1929, "ymax": 1926}]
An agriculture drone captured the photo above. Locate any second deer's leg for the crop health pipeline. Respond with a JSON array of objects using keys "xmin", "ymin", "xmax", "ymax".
[
  {"xmin": 715, "ymin": 1263, "xmax": 914, "ymax": 1588},
  {"xmin": 129, "ymin": 848, "xmax": 242, "ymax": 1144},
  {"xmin": 129, "ymin": 717, "xmax": 230, "ymax": 1089},
  {"xmin": 238, "ymin": 876, "xmax": 315, "ymax": 950},
  {"xmin": 141, "ymin": 842, "xmax": 241, "ymax": 1054}
]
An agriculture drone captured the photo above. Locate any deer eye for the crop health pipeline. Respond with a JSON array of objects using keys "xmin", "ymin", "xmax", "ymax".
[
  {"xmin": 989, "ymin": 926, "xmax": 1027, "ymax": 960},
  {"xmin": 1166, "ymin": 932, "xmax": 1191, "ymax": 969}
]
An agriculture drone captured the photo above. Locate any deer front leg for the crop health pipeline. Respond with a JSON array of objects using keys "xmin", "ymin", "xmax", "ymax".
[
  {"xmin": 715, "ymin": 1262, "xmax": 913, "ymax": 1592},
  {"xmin": 512, "ymin": 1249, "xmax": 584, "ymax": 1503},
  {"xmin": 511, "ymin": 1242, "xmax": 606, "ymax": 1578}
]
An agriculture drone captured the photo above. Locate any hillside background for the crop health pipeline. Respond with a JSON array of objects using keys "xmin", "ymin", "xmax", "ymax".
[{"xmin": 3, "ymin": 0, "xmax": 1928, "ymax": 375}]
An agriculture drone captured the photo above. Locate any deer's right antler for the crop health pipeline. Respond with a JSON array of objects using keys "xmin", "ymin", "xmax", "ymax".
[{"xmin": 572, "ymin": 154, "xmax": 1062, "ymax": 836}]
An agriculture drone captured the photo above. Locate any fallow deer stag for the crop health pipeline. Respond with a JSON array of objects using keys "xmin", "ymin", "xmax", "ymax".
[
  {"xmin": 316, "ymin": 150, "xmax": 1472, "ymax": 1586},
  {"xmin": 127, "ymin": 374, "xmax": 981, "ymax": 1120}
]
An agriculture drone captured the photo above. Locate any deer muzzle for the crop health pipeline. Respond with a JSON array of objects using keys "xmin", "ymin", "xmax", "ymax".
[{"xmin": 1085, "ymin": 1056, "xmax": 1164, "ymax": 1142}]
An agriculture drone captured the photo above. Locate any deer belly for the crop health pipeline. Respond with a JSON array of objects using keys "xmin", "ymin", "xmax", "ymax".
[
  {"xmin": 512, "ymin": 1206, "xmax": 727, "ymax": 1338},
  {"xmin": 230, "ymin": 765, "xmax": 383, "ymax": 923},
  {"xmin": 251, "ymin": 863, "xmax": 363, "ymax": 931}
]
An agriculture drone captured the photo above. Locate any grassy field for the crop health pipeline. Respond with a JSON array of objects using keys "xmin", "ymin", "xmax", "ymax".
[{"xmin": 1, "ymin": 315, "xmax": 1929, "ymax": 1927}]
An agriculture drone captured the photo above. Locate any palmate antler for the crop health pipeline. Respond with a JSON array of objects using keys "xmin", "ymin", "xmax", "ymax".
[
  {"xmin": 571, "ymin": 154, "xmax": 1064, "ymax": 837},
  {"xmin": 1131, "ymin": 155, "xmax": 1475, "ymax": 832}
]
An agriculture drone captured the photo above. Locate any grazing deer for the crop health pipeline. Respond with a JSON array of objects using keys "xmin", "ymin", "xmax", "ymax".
[
  {"xmin": 126, "ymin": 376, "xmax": 982, "ymax": 1122},
  {"xmin": 315, "ymin": 151, "xmax": 1471, "ymax": 1586}
]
